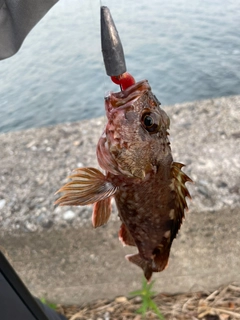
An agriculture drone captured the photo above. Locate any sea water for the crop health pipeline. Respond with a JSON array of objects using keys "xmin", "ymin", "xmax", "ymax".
[{"xmin": 0, "ymin": 0, "xmax": 239, "ymax": 132}]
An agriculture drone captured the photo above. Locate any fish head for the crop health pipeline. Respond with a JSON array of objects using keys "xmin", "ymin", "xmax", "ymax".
[{"xmin": 97, "ymin": 80, "xmax": 172, "ymax": 179}]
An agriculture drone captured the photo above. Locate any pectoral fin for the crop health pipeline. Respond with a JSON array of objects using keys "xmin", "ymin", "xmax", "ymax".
[
  {"xmin": 55, "ymin": 167, "xmax": 117, "ymax": 206},
  {"xmin": 92, "ymin": 197, "xmax": 112, "ymax": 228}
]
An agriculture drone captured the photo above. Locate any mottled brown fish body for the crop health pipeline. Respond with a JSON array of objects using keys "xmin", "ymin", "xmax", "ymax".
[
  {"xmin": 56, "ymin": 80, "xmax": 192, "ymax": 281},
  {"xmin": 111, "ymin": 171, "xmax": 174, "ymax": 273}
]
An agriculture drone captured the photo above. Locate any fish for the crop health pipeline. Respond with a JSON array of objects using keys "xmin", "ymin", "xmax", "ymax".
[{"xmin": 55, "ymin": 78, "xmax": 192, "ymax": 281}]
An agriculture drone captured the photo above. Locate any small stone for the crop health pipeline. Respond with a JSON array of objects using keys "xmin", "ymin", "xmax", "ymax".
[
  {"xmin": 104, "ymin": 312, "xmax": 110, "ymax": 320},
  {"xmin": 73, "ymin": 140, "xmax": 81, "ymax": 146},
  {"xmin": 223, "ymin": 198, "xmax": 234, "ymax": 206},
  {"xmin": 0, "ymin": 199, "xmax": 6, "ymax": 210},
  {"xmin": 115, "ymin": 296, "xmax": 127, "ymax": 303},
  {"xmin": 26, "ymin": 140, "xmax": 36, "ymax": 148},
  {"xmin": 231, "ymin": 131, "xmax": 240, "ymax": 139},
  {"xmin": 77, "ymin": 162, "xmax": 84, "ymax": 168},
  {"xmin": 54, "ymin": 206, "xmax": 62, "ymax": 214},
  {"xmin": 230, "ymin": 185, "xmax": 240, "ymax": 195},
  {"xmin": 217, "ymin": 181, "xmax": 228, "ymax": 188},
  {"xmin": 133, "ymin": 296, "xmax": 142, "ymax": 303},
  {"xmin": 63, "ymin": 210, "xmax": 76, "ymax": 221},
  {"xmin": 60, "ymin": 223, "xmax": 67, "ymax": 228},
  {"xmin": 41, "ymin": 220, "xmax": 53, "ymax": 229},
  {"xmin": 197, "ymin": 181, "xmax": 210, "ymax": 198},
  {"xmin": 4, "ymin": 211, "xmax": 11, "ymax": 218},
  {"xmin": 25, "ymin": 221, "xmax": 37, "ymax": 232}
]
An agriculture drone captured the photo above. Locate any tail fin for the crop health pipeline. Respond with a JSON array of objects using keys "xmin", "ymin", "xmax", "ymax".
[
  {"xmin": 126, "ymin": 248, "xmax": 170, "ymax": 281},
  {"xmin": 126, "ymin": 254, "xmax": 153, "ymax": 281}
]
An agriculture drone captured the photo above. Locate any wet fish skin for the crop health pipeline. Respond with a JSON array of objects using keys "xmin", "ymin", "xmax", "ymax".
[{"xmin": 56, "ymin": 79, "xmax": 191, "ymax": 280}]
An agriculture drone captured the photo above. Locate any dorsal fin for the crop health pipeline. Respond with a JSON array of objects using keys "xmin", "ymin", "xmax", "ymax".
[
  {"xmin": 55, "ymin": 167, "xmax": 117, "ymax": 206},
  {"xmin": 170, "ymin": 162, "xmax": 192, "ymax": 240}
]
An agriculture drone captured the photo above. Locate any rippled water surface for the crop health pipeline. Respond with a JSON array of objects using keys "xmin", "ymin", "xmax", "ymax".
[{"xmin": 0, "ymin": 0, "xmax": 240, "ymax": 132}]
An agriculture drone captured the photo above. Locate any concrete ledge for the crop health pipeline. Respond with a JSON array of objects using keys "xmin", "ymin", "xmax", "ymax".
[
  {"xmin": 1, "ymin": 206, "xmax": 240, "ymax": 304},
  {"xmin": 0, "ymin": 95, "xmax": 240, "ymax": 303}
]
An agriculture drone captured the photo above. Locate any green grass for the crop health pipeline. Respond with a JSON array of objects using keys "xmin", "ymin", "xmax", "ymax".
[
  {"xmin": 130, "ymin": 278, "xmax": 164, "ymax": 319},
  {"xmin": 40, "ymin": 298, "xmax": 57, "ymax": 311}
]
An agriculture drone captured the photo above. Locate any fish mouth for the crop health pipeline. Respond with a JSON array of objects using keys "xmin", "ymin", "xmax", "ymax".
[{"xmin": 105, "ymin": 80, "xmax": 151, "ymax": 110}]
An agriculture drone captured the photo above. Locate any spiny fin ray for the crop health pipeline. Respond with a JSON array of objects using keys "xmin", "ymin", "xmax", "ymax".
[
  {"xmin": 92, "ymin": 197, "xmax": 112, "ymax": 228},
  {"xmin": 171, "ymin": 162, "xmax": 192, "ymax": 240},
  {"xmin": 55, "ymin": 167, "xmax": 117, "ymax": 206}
]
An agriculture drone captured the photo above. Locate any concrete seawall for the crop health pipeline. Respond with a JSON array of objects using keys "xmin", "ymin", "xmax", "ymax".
[{"xmin": 0, "ymin": 95, "xmax": 240, "ymax": 304}]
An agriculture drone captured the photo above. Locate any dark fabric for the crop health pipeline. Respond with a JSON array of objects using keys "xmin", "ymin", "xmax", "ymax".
[
  {"xmin": 0, "ymin": 0, "xmax": 59, "ymax": 59},
  {"xmin": 0, "ymin": 272, "xmax": 67, "ymax": 320},
  {"xmin": 36, "ymin": 299, "xmax": 67, "ymax": 320},
  {"xmin": 0, "ymin": 273, "xmax": 39, "ymax": 320}
]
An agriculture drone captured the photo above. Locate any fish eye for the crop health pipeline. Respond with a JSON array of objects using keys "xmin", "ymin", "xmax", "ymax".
[
  {"xmin": 141, "ymin": 111, "xmax": 159, "ymax": 133},
  {"xmin": 143, "ymin": 115, "xmax": 154, "ymax": 127}
]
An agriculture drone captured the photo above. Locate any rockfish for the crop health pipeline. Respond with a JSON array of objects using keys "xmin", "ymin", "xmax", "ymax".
[{"xmin": 55, "ymin": 78, "xmax": 192, "ymax": 280}]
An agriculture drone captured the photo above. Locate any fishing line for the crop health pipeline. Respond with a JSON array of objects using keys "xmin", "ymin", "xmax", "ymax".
[
  {"xmin": 89, "ymin": 0, "xmax": 110, "ymax": 112},
  {"xmin": 99, "ymin": 0, "xmax": 110, "ymax": 104},
  {"xmin": 87, "ymin": 0, "xmax": 108, "ymax": 119}
]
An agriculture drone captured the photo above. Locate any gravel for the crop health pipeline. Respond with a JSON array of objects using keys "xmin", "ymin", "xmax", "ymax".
[{"xmin": 0, "ymin": 95, "xmax": 239, "ymax": 235}]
